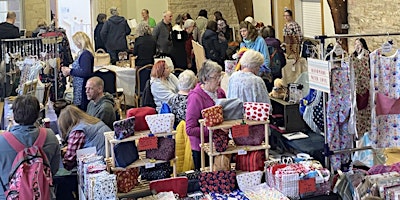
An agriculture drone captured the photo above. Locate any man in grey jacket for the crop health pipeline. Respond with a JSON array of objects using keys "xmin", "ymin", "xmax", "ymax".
[
  {"xmin": 100, "ymin": 7, "xmax": 131, "ymax": 64},
  {"xmin": 153, "ymin": 10, "xmax": 173, "ymax": 56},
  {"xmin": 0, "ymin": 95, "xmax": 61, "ymax": 200},
  {"xmin": 86, "ymin": 76, "xmax": 116, "ymax": 130}
]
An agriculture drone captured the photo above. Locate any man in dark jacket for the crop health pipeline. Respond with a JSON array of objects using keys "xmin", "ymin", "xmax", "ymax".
[
  {"xmin": 153, "ymin": 10, "xmax": 173, "ymax": 56},
  {"xmin": 0, "ymin": 11, "xmax": 20, "ymax": 40},
  {"xmin": 100, "ymin": 7, "xmax": 131, "ymax": 64},
  {"xmin": 86, "ymin": 76, "xmax": 116, "ymax": 130}
]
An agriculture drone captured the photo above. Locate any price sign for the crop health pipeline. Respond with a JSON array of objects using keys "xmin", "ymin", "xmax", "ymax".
[
  {"xmin": 299, "ymin": 178, "xmax": 316, "ymax": 195},
  {"xmin": 231, "ymin": 124, "xmax": 249, "ymax": 138},
  {"xmin": 238, "ymin": 149, "xmax": 247, "ymax": 155},
  {"xmin": 138, "ymin": 137, "xmax": 158, "ymax": 151},
  {"xmin": 145, "ymin": 162, "xmax": 155, "ymax": 169}
]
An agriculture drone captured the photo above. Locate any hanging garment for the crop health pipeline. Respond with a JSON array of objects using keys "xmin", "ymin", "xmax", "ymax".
[
  {"xmin": 369, "ymin": 49, "xmax": 400, "ymax": 148},
  {"xmin": 350, "ymin": 52, "xmax": 371, "ymax": 138},
  {"xmin": 301, "ymin": 90, "xmax": 324, "ymax": 134},
  {"xmin": 327, "ymin": 62, "xmax": 353, "ymax": 171}
]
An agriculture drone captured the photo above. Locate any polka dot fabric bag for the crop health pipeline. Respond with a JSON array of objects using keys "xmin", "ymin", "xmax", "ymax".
[
  {"xmin": 199, "ymin": 170, "xmax": 236, "ymax": 194},
  {"xmin": 236, "ymin": 170, "xmax": 263, "ymax": 191},
  {"xmin": 145, "ymin": 113, "xmax": 175, "ymax": 134},
  {"xmin": 201, "ymin": 105, "xmax": 224, "ymax": 127},
  {"xmin": 243, "ymin": 102, "xmax": 271, "ymax": 121}
]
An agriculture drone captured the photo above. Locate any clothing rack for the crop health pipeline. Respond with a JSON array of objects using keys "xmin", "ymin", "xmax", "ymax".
[
  {"xmin": 314, "ymin": 32, "xmax": 400, "ymax": 171},
  {"xmin": 1, "ymin": 37, "xmax": 59, "ymax": 100}
]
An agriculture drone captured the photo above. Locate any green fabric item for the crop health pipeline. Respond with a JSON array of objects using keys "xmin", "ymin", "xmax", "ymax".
[{"xmin": 148, "ymin": 17, "xmax": 156, "ymax": 28}]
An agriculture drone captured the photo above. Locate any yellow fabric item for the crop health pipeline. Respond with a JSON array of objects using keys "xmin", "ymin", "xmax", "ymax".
[
  {"xmin": 234, "ymin": 47, "xmax": 248, "ymax": 71},
  {"xmin": 384, "ymin": 148, "xmax": 400, "ymax": 165},
  {"xmin": 175, "ymin": 120, "xmax": 194, "ymax": 173}
]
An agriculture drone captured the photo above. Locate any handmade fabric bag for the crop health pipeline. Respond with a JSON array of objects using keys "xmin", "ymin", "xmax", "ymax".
[
  {"xmin": 201, "ymin": 105, "xmax": 224, "ymax": 127},
  {"xmin": 149, "ymin": 177, "xmax": 189, "ymax": 198},
  {"xmin": 145, "ymin": 113, "xmax": 175, "ymax": 134},
  {"xmin": 113, "ymin": 141, "xmax": 139, "ymax": 168},
  {"xmin": 213, "ymin": 154, "xmax": 231, "ymax": 171},
  {"xmin": 114, "ymin": 167, "xmax": 139, "ymax": 193},
  {"xmin": 94, "ymin": 49, "xmax": 111, "ymax": 67},
  {"xmin": 146, "ymin": 137, "xmax": 175, "ymax": 161},
  {"xmin": 113, "ymin": 117, "xmax": 135, "ymax": 140},
  {"xmin": 233, "ymin": 124, "xmax": 265, "ymax": 146},
  {"xmin": 126, "ymin": 107, "xmax": 156, "ymax": 131},
  {"xmin": 243, "ymin": 102, "xmax": 270, "ymax": 121},
  {"xmin": 236, "ymin": 171, "xmax": 263, "ymax": 190},
  {"xmin": 215, "ymin": 98, "xmax": 244, "ymax": 120},
  {"xmin": 235, "ymin": 150, "xmax": 266, "ymax": 172},
  {"xmin": 198, "ymin": 170, "xmax": 236, "ymax": 194},
  {"xmin": 140, "ymin": 163, "xmax": 172, "ymax": 181},
  {"xmin": 212, "ymin": 129, "xmax": 229, "ymax": 152}
]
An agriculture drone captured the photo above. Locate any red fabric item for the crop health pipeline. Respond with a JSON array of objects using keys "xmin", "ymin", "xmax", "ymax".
[
  {"xmin": 149, "ymin": 177, "xmax": 188, "ymax": 197},
  {"xmin": 115, "ymin": 167, "xmax": 139, "ymax": 193},
  {"xmin": 356, "ymin": 90, "xmax": 369, "ymax": 110},
  {"xmin": 235, "ymin": 150, "xmax": 266, "ymax": 172},
  {"xmin": 375, "ymin": 92, "xmax": 400, "ymax": 115},
  {"xmin": 126, "ymin": 107, "xmax": 156, "ymax": 131},
  {"xmin": 63, "ymin": 130, "xmax": 85, "ymax": 170}
]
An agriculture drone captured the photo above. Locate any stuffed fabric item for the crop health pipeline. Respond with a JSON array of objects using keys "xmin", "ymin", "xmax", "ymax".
[
  {"xmin": 149, "ymin": 177, "xmax": 189, "ymax": 198},
  {"xmin": 236, "ymin": 171, "xmax": 263, "ymax": 191},
  {"xmin": 113, "ymin": 142, "xmax": 139, "ymax": 168},
  {"xmin": 201, "ymin": 105, "xmax": 224, "ymax": 127},
  {"xmin": 145, "ymin": 113, "xmax": 175, "ymax": 134},
  {"xmin": 212, "ymin": 129, "xmax": 229, "ymax": 152},
  {"xmin": 235, "ymin": 150, "xmax": 266, "ymax": 172},
  {"xmin": 126, "ymin": 107, "xmax": 156, "ymax": 131},
  {"xmin": 113, "ymin": 117, "xmax": 135, "ymax": 140},
  {"xmin": 115, "ymin": 167, "xmax": 139, "ymax": 193},
  {"xmin": 209, "ymin": 189, "xmax": 249, "ymax": 200},
  {"xmin": 213, "ymin": 154, "xmax": 231, "ymax": 171},
  {"xmin": 243, "ymin": 102, "xmax": 270, "ymax": 121},
  {"xmin": 146, "ymin": 137, "xmax": 175, "ymax": 161},
  {"xmin": 269, "ymin": 78, "xmax": 288, "ymax": 100},
  {"xmin": 140, "ymin": 163, "xmax": 172, "ymax": 181},
  {"xmin": 199, "ymin": 170, "xmax": 236, "ymax": 194},
  {"xmin": 233, "ymin": 125, "xmax": 265, "ymax": 146},
  {"xmin": 215, "ymin": 98, "xmax": 244, "ymax": 120}
]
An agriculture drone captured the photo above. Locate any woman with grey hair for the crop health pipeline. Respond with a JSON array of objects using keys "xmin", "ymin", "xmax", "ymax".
[
  {"xmin": 227, "ymin": 49, "xmax": 271, "ymax": 104},
  {"xmin": 168, "ymin": 70, "xmax": 198, "ymax": 126},
  {"xmin": 133, "ymin": 22, "xmax": 157, "ymax": 67},
  {"xmin": 184, "ymin": 19, "xmax": 196, "ymax": 72},
  {"xmin": 186, "ymin": 60, "xmax": 226, "ymax": 169}
]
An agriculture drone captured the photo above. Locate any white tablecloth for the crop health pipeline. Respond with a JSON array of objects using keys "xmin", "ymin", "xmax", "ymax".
[{"xmin": 94, "ymin": 65, "xmax": 136, "ymax": 106}]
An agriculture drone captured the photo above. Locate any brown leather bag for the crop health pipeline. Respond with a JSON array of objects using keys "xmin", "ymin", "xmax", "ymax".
[
  {"xmin": 213, "ymin": 154, "xmax": 231, "ymax": 171},
  {"xmin": 94, "ymin": 49, "xmax": 111, "ymax": 67}
]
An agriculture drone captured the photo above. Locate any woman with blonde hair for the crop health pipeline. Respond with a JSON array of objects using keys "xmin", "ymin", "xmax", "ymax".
[
  {"xmin": 150, "ymin": 60, "xmax": 179, "ymax": 112},
  {"xmin": 58, "ymin": 105, "xmax": 111, "ymax": 170},
  {"xmin": 32, "ymin": 18, "xmax": 48, "ymax": 37},
  {"xmin": 61, "ymin": 31, "xmax": 94, "ymax": 111}
]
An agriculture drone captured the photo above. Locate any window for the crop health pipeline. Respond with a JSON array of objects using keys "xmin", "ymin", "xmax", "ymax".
[
  {"xmin": 301, "ymin": 0, "xmax": 322, "ymax": 38},
  {"xmin": 0, "ymin": 0, "xmax": 23, "ymax": 28}
]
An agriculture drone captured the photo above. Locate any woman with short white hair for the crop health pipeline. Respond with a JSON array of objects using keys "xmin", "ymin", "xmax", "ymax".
[{"xmin": 227, "ymin": 49, "xmax": 270, "ymax": 104}]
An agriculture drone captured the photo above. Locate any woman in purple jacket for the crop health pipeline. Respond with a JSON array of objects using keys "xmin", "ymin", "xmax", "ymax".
[{"xmin": 185, "ymin": 60, "xmax": 226, "ymax": 170}]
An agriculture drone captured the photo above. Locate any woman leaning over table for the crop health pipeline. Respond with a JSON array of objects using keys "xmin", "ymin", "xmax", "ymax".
[
  {"xmin": 185, "ymin": 60, "xmax": 226, "ymax": 170},
  {"xmin": 61, "ymin": 31, "xmax": 94, "ymax": 111}
]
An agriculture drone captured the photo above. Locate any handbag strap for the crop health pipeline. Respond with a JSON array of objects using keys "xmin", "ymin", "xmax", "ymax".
[{"xmin": 96, "ymin": 48, "xmax": 106, "ymax": 53}]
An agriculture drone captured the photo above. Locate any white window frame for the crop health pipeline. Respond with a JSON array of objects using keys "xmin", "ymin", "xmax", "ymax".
[
  {"xmin": 299, "ymin": 0, "xmax": 323, "ymax": 38},
  {"xmin": 0, "ymin": 0, "xmax": 23, "ymax": 28}
]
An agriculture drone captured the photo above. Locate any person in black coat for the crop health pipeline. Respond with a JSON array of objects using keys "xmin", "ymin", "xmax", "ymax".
[
  {"xmin": 100, "ymin": 7, "xmax": 131, "ymax": 64},
  {"xmin": 0, "ymin": 11, "xmax": 20, "ymax": 40},
  {"xmin": 133, "ymin": 22, "xmax": 156, "ymax": 67},
  {"xmin": 94, "ymin": 13, "xmax": 107, "ymax": 51},
  {"xmin": 201, "ymin": 20, "xmax": 227, "ymax": 67}
]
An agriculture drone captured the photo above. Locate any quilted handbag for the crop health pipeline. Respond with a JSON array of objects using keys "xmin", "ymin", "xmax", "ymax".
[
  {"xmin": 94, "ymin": 48, "xmax": 111, "ymax": 67},
  {"xmin": 149, "ymin": 177, "xmax": 189, "ymax": 198},
  {"xmin": 114, "ymin": 167, "xmax": 139, "ymax": 193},
  {"xmin": 126, "ymin": 107, "xmax": 156, "ymax": 131},
  {"xmin": 212, "ymin": 129, "xmax": 229, "ymax": 152},
  {"xmin": 113, "ymin": 117, "xmax": 135, "ymax": 140},
  {"xmin": 113, "ymin": 141, "xmax": 139, "ymax": 168},
  {"xmin": 198, "ymin": 170, "xmax": 236, "ymax": 194},
  {"xmin": 145, "ymin": 113, "xmax": 175, "ymax": 134},
  {"xmin": 215, "ymin": 98, "xmax": 244, "ymax": 120},
  {"xmin": 140, "ymin": 163, "xmax": 172, "ymax": 181},
  {"xmin": 235, "ymin": 150, "xmax": 266, "ymax": 172},
  {"xmin": 243, "ymin": 102, "xmax": 270, "ymax": 121},
  {"xmin": 213, "ymin": 154, "xmax": 231, "ymax": 171},
  {"xmin": 233, "ymin": 124, "xmax": 265, "ymax": 146},
  {"xmin": 236, "ymin": 171, "xmax": 263, "ymax": 190},
  {"xmin": 146, "ymin": 137, "xmax": 175, "ymax": 161},
  {"xmin": 201, "ymin": 105, "xmax": 224, "ymax": 127}
]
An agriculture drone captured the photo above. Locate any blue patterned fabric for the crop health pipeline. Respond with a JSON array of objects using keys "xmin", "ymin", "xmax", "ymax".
[{"xmin": 210, "ymin": 189, "xmax": 249, "ymax": 200}]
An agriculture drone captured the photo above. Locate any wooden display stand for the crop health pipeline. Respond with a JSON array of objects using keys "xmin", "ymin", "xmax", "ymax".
[
  {"xmin": 104, "ymin": 130, "xmax": 177, "ymax": 198},
  {"xmin": 270, "ymin": 97, "xmax": 308, "ymax": 133},
  {"xmin": 199, "ymin": 119, "xmax": 270, "ymax": 171}
]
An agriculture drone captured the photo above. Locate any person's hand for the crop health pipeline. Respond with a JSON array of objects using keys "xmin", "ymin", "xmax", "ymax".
[{"xmin": 61, "ymin": 66, "xmax": 71, "ymax": 77}]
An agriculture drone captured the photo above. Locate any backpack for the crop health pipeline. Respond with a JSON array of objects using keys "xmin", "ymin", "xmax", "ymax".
[
  {"xmin": 142, "ymin": 79, "xmax": 156, "ymax": 108},
  {"xmin": 0, "ymin": 128, "xmax": 52, "ymax": 200},
  {"xmin": 268, "ymin": 45, "xmax": 285, "ymax": 79}
]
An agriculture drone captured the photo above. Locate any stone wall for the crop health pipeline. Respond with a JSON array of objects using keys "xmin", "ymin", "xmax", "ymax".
[
  {"xmin": 24, "ymin": 0, "xmax": 47, "ymax": 32},
  {"xmin": 348, "ymin": 0, "xmax": 400, "ymax": 51},
  {"xmin": 167, "ymin": 0, "xmax": 238, "ymax": 27}
]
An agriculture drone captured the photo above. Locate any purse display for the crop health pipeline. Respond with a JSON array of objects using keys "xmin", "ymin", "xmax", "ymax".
[
  {"xmin": 233, "ymin": 124, "xmax": 265, "ymax": 146},
  {"xmin": 145, "ymin": 113, "xmax": 175, "ymax": 134},
  {"xmin": 126, "ymin": 107, "xmax": 156, "ymax": 131},
  {"xmin": 215, "ymin": 98, "xmax": 244, "ymax": 120},
  {"xmin": 235, "ymin": 150, "xmax": 266, "ymax": 172},
  {"xmin": 201, "ymin": 105, "xmax": 224, "ymax": 127},
  {"xmin": 140, "ymin": 163, "xmax": 172, "ymax": 181},
  {"xmin": 243, "ymin": 102, "xmax": 271, "ymax": 121},
  {"xmin": 114, "ymin": 167, "xmax": 139, "ymax": 193},
  {"xmin": 146, "ymin": 137, "xmax": 175, "ymax": 161},
  {"xmin": 113, "ymin": 117, "xmax": 135, "ymax": 140},
  {"xmin": 236, "ymin": 171, "xmax": 263, "ymax": 191},
  {"xmin": 212, "ymin": 129, "xmax": 229, "ymax": 152},
  {"xmin": 94, "ymin": 49, "xmax": 111, "ymax": 67},
  {"xmin": 113, "ymin": 141, "xmax": 139, "ymax": 168},
  {"xmin": 198, "ymin": 170, "xmax": 236, "ymax": 194}
]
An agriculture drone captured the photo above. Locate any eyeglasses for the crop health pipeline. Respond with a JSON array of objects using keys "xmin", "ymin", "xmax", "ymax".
[
  {"xmin": 283, "ymin": 15, "xmax": 291, "ymax": 17},
  {"xmin": 209, "ymin": 74, "xmax": 223, "ymax": 81}
]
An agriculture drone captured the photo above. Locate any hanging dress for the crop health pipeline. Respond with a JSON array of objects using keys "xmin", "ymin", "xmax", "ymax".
[{"xmin": 369, "ymin": 49, "xmax": 400, "ymax": 148}]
